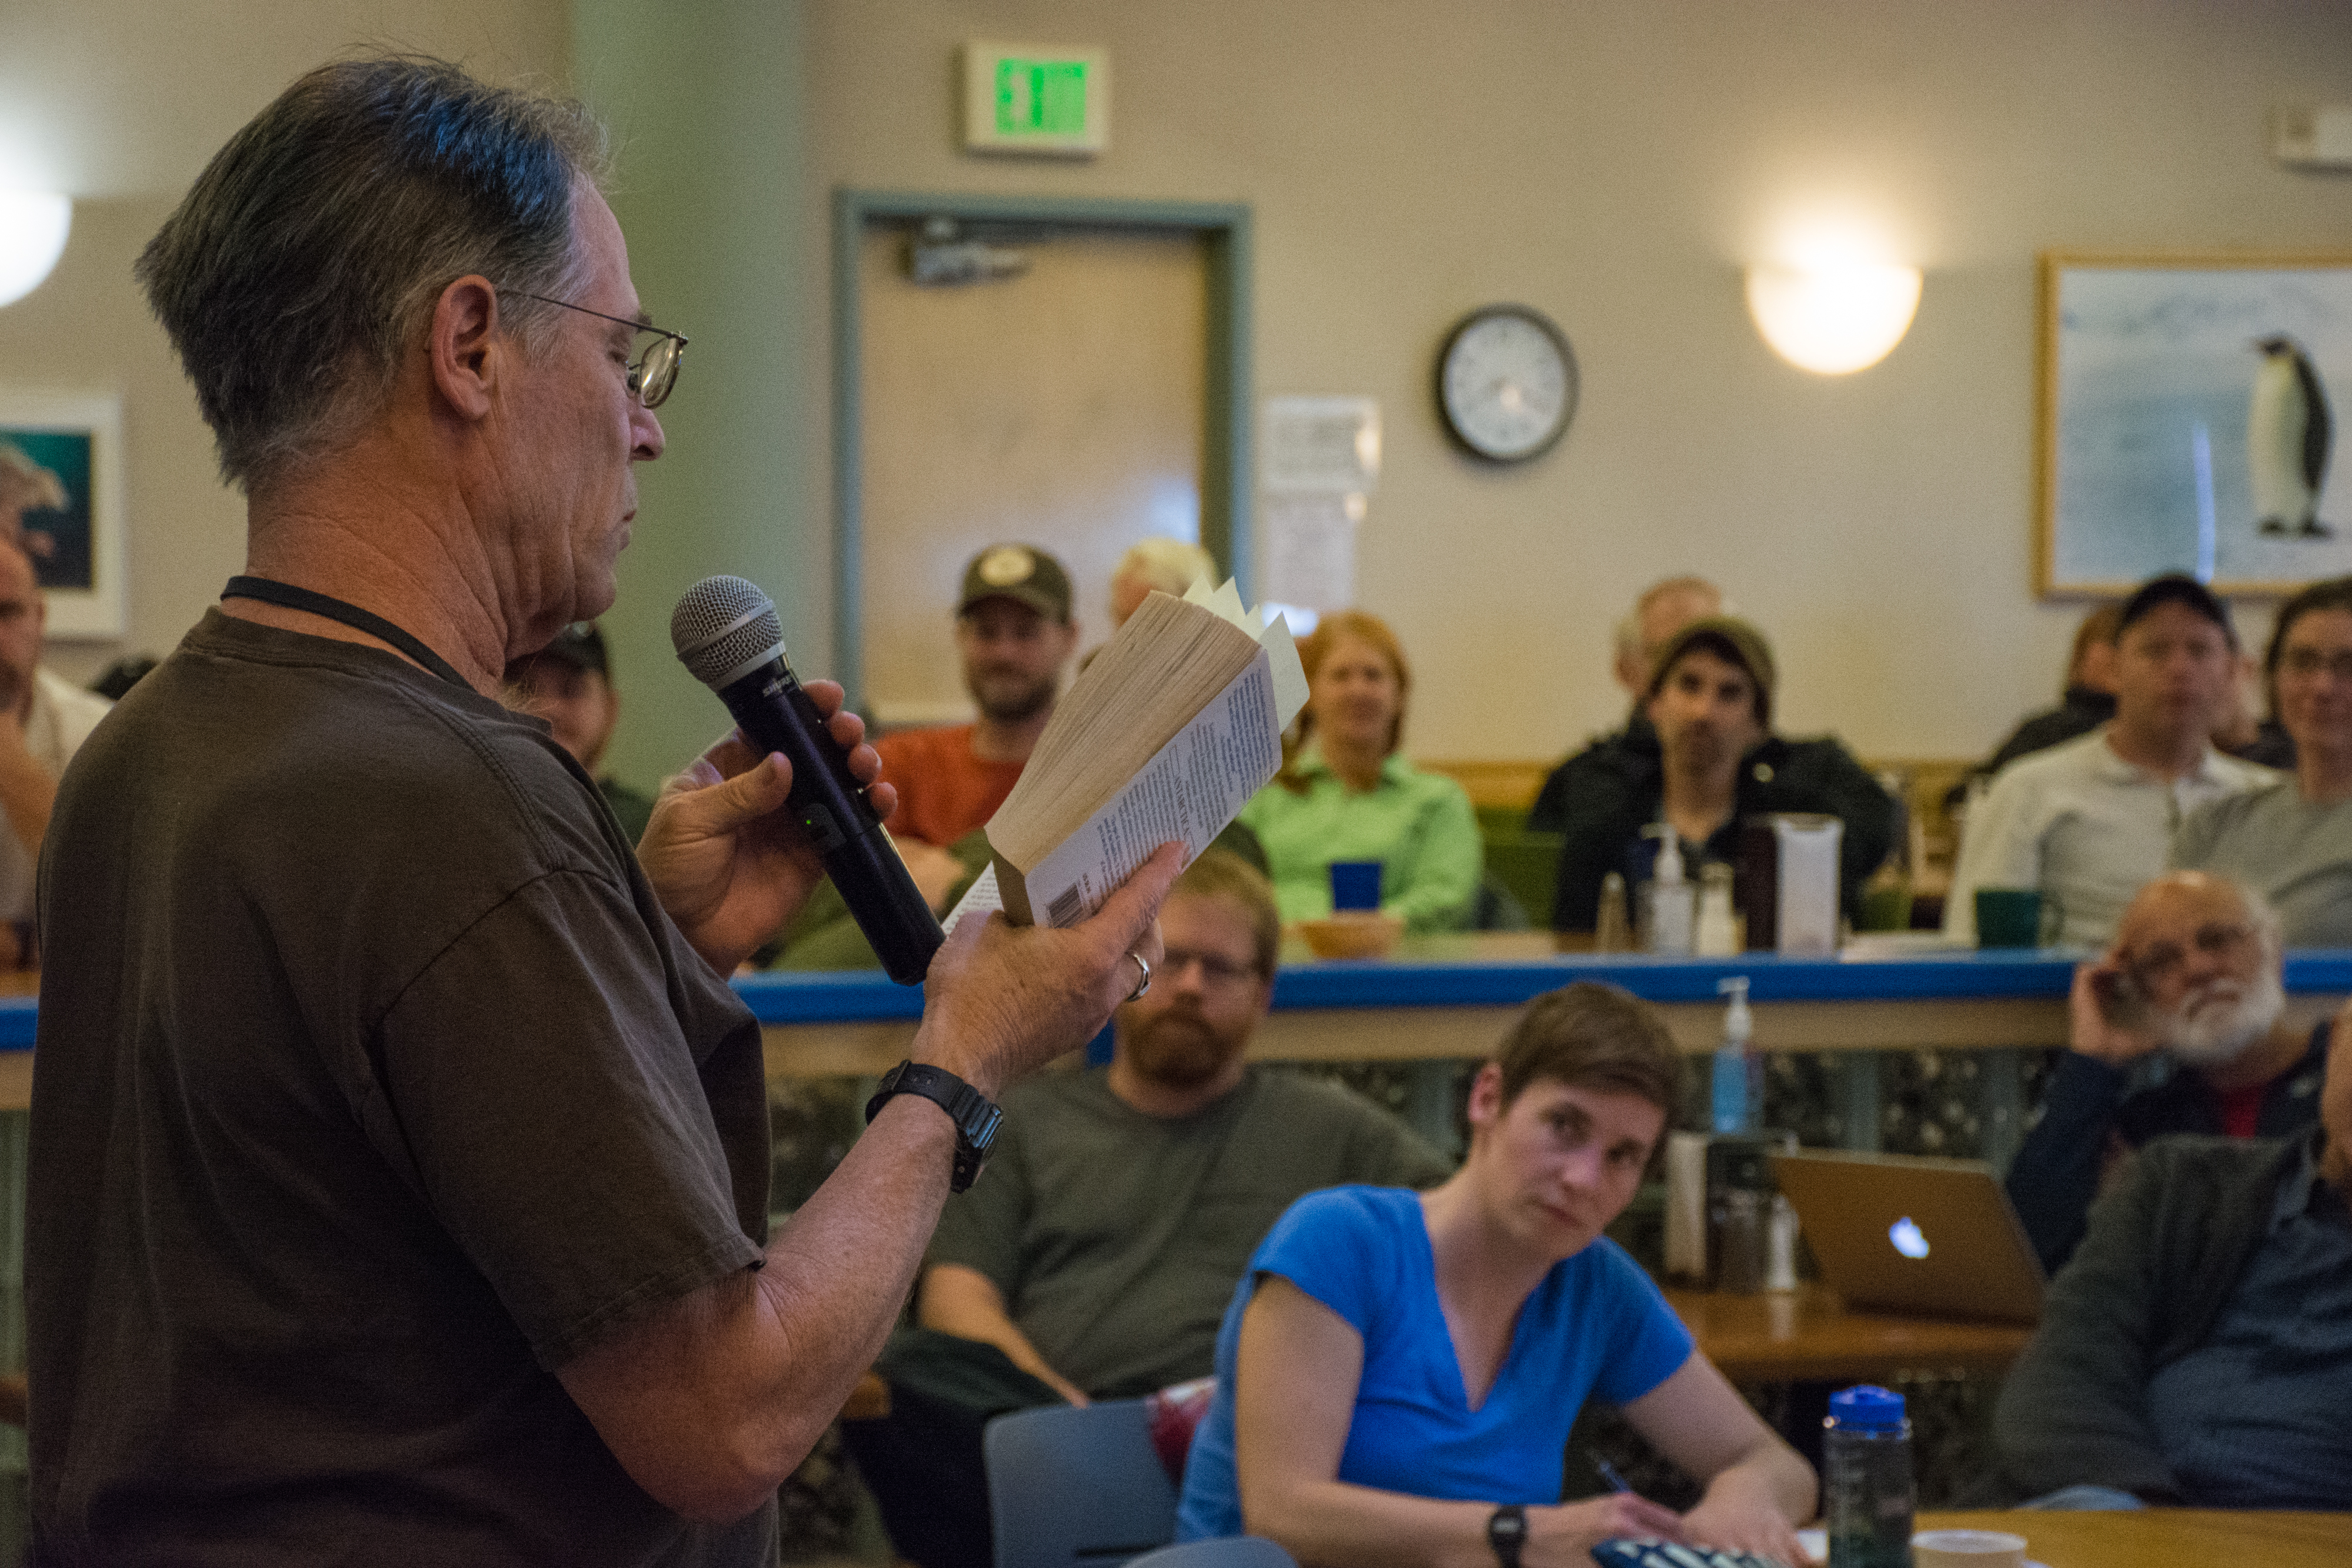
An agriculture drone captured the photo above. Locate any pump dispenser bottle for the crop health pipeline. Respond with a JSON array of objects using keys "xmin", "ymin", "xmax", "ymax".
[
  {"xmin": 1641, "ymin": 825, "xmax": 1694, "ymax": 955},
  {"xmin": 1710, "ymin": 975, "xmax": 1762, "ymax": 1134}
]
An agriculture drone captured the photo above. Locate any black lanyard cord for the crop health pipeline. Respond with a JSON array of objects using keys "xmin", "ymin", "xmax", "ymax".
[{"xmin": 222, "ymin": 576, "xmax": 473, "ymax": 693}]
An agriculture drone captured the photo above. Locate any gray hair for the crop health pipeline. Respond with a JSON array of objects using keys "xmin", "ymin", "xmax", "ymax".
[
  {"xmin": 136, "ymin": 57, "xmax": 609, "ymax": 492},
  {"xmin": 1114, "ymin": 537, "xmax": 1217, "ymax": 599}
]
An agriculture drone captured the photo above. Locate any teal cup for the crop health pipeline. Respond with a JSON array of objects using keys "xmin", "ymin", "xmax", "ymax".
[{"xmin": 1974, "ymin": 887, "xmax": 2044, "ymax": 948}]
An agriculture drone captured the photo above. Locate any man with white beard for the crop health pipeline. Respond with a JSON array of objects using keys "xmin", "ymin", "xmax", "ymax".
[
  {"xmin": 845, "ymin": 849, "xmax": 1449, "ymax": 1568},
  {"xmin": 2005, "ymin": 871, "xmax": 2329, "ymax": 1274}
]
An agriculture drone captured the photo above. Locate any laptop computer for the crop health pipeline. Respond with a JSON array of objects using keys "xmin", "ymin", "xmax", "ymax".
[{"xmin": 1769, "ymin": 1149, "xmax": 2046, "ymax": 1325}]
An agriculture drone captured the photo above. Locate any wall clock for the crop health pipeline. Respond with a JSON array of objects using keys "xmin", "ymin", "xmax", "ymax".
[{"xmin": 1435, "ymin": 304, "xmax": 1578, "ymax": 463}]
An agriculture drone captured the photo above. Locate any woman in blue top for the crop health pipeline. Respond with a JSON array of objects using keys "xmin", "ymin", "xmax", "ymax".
[{"xmin": 1178, "ymin": 983, "xmax": 1816, "ymax": 1566}]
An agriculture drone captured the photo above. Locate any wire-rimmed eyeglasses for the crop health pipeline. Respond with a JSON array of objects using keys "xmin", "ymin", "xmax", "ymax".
[{"xmin": 503, "ymin": 289, "xmax": 687, "ymax": 409}]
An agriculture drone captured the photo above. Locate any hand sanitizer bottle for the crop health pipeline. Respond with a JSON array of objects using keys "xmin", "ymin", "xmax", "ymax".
[
  {"xmin": 1694, "ymin": 862, "xmax": 1739, "ymax": 955},
  {"xmin": 1711, "ymin": 975, "xmax": 1761, "ymax": 1134},
  {"xmin": 1640, "ymin": 825, "xmax": 1693, "ymax": 955}
]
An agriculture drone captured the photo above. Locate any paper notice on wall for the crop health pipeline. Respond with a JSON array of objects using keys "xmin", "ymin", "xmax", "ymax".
[
  {"xmin": 1261, "ymin": 396, "xmax": 1380, "ymax": 494},
  {"xmin": 1262, "ymin": 491, "xmax": 1360, "ymax": 612}
]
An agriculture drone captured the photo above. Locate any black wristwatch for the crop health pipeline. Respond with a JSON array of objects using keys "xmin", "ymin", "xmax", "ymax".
[
  {"xmin": 865, "ymin": 1061, "xmax": 1003, "ymax": 1193},
  {"xmin": 1486, "ymin": 1505, "xmax": 1526, "ymax": 1568}
]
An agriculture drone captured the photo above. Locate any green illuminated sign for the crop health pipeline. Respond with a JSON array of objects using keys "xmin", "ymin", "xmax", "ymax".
[{"xmin": 994, "ymin": 58, "xmax": 1090, "ymax": 138}]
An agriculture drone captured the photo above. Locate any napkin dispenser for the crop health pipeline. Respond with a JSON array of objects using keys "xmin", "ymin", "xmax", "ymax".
[{"xmin": 1736, "ymin": 813, "xmax": 1843, "ymax": 955}]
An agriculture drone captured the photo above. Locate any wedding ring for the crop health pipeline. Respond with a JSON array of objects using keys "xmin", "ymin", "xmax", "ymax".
[{"xmin": 1125, "ymin": 951, "xmax": 1151, "ymax": 1001}]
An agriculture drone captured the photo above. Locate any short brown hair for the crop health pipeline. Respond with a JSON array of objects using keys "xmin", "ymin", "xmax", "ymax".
[
  {"xmin": 1172, "ymin": 848, "xmax": 1281, "ymax": 978},
  {"xmin": 1494, "ymin": 982, "xmax": 1679, "ymax": 1118}
]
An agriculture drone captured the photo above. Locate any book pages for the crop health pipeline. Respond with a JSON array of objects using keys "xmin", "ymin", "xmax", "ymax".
[
  {"xmin": 977, "ymin": 577, "xmax": 1301, "ymax": 931},
  {"xmin": 995, "ymin": 647, "xmax": 1282, "ymax": 927}
]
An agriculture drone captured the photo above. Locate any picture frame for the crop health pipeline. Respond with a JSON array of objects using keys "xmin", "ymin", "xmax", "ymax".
[
  {"xmin": 0, "ymin": 390, "xmax": 126, "ymax": 637},
  {"xmin": 2037, "ymin": 251, "xmax": 2352, "ymax": 597}
]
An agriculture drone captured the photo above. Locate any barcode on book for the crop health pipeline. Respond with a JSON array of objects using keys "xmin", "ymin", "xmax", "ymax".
[{"xmin": 1047, "ymin": 885, "xmax": 1086, "ymax": 927}]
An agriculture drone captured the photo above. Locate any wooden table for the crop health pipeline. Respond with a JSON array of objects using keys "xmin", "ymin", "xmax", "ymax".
[
  {"xmin": 1913, "ymin": 1508, "xmax": 2351, "ymax": 1567},
  {"xmin": 1663, "ymin": 1284, "xmax": 2032, "ymax": 1382}
]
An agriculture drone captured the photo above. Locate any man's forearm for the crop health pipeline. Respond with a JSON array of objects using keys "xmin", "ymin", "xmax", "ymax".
[
  {"xmin": 559, "ymin": 1094, "xmax": 964, "ymax": 1522},
  {"xmin": 918, "ymin": 1265, "xmax": 1085, "ymax": 1401}
]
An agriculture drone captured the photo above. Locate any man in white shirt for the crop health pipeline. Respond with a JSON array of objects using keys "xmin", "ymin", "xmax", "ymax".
[
  {"xmin": 0, "ymin": 539, "xmax": 109, "ymax": 958},
  {"xmin": 1947, "ymin": 574, "xmax": 2271, "ymax": 948}
]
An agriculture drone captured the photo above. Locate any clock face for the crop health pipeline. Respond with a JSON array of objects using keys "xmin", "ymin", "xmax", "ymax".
[{"xmin": 1436, "ymin": 305, "xmax": 1578, "ymax": 463}]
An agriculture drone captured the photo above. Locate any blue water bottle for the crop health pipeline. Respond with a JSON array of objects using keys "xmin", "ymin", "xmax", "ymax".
[{"xmin": 1823, "ymin": 1384, "xmax": 1913, "ymax": 1568}]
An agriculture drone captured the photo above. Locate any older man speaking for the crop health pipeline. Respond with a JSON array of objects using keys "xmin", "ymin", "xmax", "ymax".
[{"xmin": 28, "ymin": 59, "xmax": 1175, "ymax": 1567}]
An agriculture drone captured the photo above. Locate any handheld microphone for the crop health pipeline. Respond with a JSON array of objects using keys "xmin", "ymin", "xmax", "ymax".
[{"xmin": 671, "ymin": 575, "xmax": 945, "ymax": 986}]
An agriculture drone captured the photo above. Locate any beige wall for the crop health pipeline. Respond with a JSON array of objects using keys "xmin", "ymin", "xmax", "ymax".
[
  {"xmin": 806, "ymin": 0, "xmax": 2352, "ymax": 764},
  {"xmin": 8, "ymin": 0, "xmax": 2352, "ymax": 775},
  {"xmin": 0, "ymin": 0, "xmax": 570, "ymax": 687}
]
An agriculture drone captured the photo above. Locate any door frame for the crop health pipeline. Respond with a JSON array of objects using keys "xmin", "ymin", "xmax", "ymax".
[{"xmin": 830, "ymin": 188, "xmax": 1252, "ymax": 702}]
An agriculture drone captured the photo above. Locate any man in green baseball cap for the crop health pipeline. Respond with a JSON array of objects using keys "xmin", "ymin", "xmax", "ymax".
[{"xmin": 874, "ymin": 543, "xmax": 1080, "ymax": 861}]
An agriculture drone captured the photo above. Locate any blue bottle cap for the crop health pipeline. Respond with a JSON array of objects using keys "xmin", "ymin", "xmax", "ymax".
[{"xmin": 1829, "ymin": 1384, "xmax": 1906, "ymax": 1429}]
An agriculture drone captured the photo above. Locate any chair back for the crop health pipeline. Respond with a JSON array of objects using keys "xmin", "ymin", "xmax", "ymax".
[
  {"xmin": 984, "ymin": 1399, "xmax": 1180, "ymax": 1568},
  {"xmin": 1124, "ymin": 1537, "xmax": 1297, "ymax": 1568}
]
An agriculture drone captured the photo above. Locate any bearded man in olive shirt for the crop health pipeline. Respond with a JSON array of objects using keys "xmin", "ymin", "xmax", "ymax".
[{"xmin": 846, "ymin": 852, "xmax": 1447, "ymax": 1568}]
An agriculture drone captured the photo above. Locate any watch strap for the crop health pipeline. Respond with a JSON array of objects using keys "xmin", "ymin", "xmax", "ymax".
[
  {"xmin": 1486, "ymin": 1504, "xmax": 1527, "ymax": 1568},
  {"xmin": 865, "ymin": 1061, "xmax": 1003, "ymax": 1193}
]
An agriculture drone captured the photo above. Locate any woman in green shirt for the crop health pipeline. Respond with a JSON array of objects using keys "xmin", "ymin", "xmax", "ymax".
[{"xmin": 1240, "ymin": 610, "xmax": 1482, "ymax": 932}]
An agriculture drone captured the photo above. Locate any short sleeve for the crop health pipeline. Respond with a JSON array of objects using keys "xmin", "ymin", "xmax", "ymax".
[
  {"xmin": 1582, "ymin": 1239, "xmax": 1696, "ymax": 1406},
  {"xmin": 379, "ymin": 868, "xmax": 763, "ymax": 1369},
  {"xmin": 1248, "ymin": 1188, "xmax": 1406, "ymax": 1338}
]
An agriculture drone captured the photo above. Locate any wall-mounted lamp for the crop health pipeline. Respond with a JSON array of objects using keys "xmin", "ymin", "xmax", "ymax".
[
  {"xmin": 0, "ymin": 192, "xmax": 72, "ymax": 308},
  {"xmin": 1745, "ymin": 260, "xmax": 1921, "ymax": 375}
]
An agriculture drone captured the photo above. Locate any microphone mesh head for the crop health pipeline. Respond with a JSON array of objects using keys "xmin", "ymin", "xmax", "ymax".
[{"xmin": 671, "ymin": 574, "xmax": 785, "ymax": 688}]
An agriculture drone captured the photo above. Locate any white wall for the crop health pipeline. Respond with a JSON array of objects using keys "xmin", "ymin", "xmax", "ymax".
[
  {"xmin": 804, "ymin": 0, "xmax": 2352, "ymax": 763},
  {"xmin": 0, "ymin": 0, "xmax": 570, "ymax": 686}
]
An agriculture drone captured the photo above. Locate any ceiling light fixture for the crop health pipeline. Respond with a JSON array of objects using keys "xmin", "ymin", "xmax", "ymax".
[{"xmin": 1745, "ymin": 260, "xmax": 1922, "ymax": 375}]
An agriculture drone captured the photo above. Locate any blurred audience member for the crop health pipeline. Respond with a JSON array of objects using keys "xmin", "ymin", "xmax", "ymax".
[
  {"xmin": 1528, "ymin": 579, "xmax": 1722, "ymax": 837},
  {"xmin": 1536, "ymin": 616, "xmax": 1895, "ymax": 934},
  {"xmin": 1108, "ymin": 537, "xmax": 1216, "ymax": 630},
  {"xmin": 1993, "ymin": 998, "xmax": 2352, "ymax": 1510},
  {"xmin": 2004, "ymin": 872, "xmax": 2326, "ymax": 1275},
  {"xmin": 0, "ymin": 540, "xmax": 109, "ymax": 965},
  {"xmin": 1947, "ymin": 575, "xmax": 2271, "ymax": 947},
  {"xmin": 874, "ymin": 543, "xmax": 1078, "ymax": 914},
  {"xmin": 1951, "ymin": 602, "xmax": 2123, "ymax": 806},
  {"xmin": 1239, "ymin": 610, "xmax": 1481, "ymax": 932},
  {"xmin": 503, "ymin": 621, "xmax": 656, "ymax": 845},
  {"xmin": 845, "ymin": 850, "xmax": 1446, "ymax": 1568},
  {"xmin": 2174, "ymin": 578, "xmax": 2352, "ymax": 943}
]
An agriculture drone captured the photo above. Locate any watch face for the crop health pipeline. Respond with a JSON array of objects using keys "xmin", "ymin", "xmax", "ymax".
[{"xmin": 1438, "ymin": 305, "xmax": 1577, "ymax": 463}]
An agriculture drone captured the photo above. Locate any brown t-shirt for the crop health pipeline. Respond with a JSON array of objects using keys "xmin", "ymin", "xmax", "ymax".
[
  {"xmin": 873, "ymin": 723, "xmax": 1025, "ymax": 847},
  {"xmin": 28, "ymin": 612, "xmax": 772, "ymax": 1566}
]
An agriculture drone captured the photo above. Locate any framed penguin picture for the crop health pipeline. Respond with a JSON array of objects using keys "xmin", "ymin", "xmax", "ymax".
[
  {"xmin": 0, "ymin": 390, "xmax": 125, "ymax": 637},
  {"xmin": 2037, "ymin": 252, "xmax": 2352, "ymax": 597}
]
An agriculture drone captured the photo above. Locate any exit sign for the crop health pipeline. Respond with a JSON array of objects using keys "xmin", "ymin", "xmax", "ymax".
[{"xmin": 962, "ymin": 41, "xmax": 1108, "ymax": 156}]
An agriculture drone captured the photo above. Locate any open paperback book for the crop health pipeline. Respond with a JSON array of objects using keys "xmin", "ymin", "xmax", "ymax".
[{"xmin": 944, "ymin": 579, "xmax": 1308, "ymax": 931}]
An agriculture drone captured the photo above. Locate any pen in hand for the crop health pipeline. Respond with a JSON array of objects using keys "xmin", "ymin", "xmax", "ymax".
[{"xmin": 1590, "ymin": 1450, "xmax": 1634, "ymax": 1495}]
